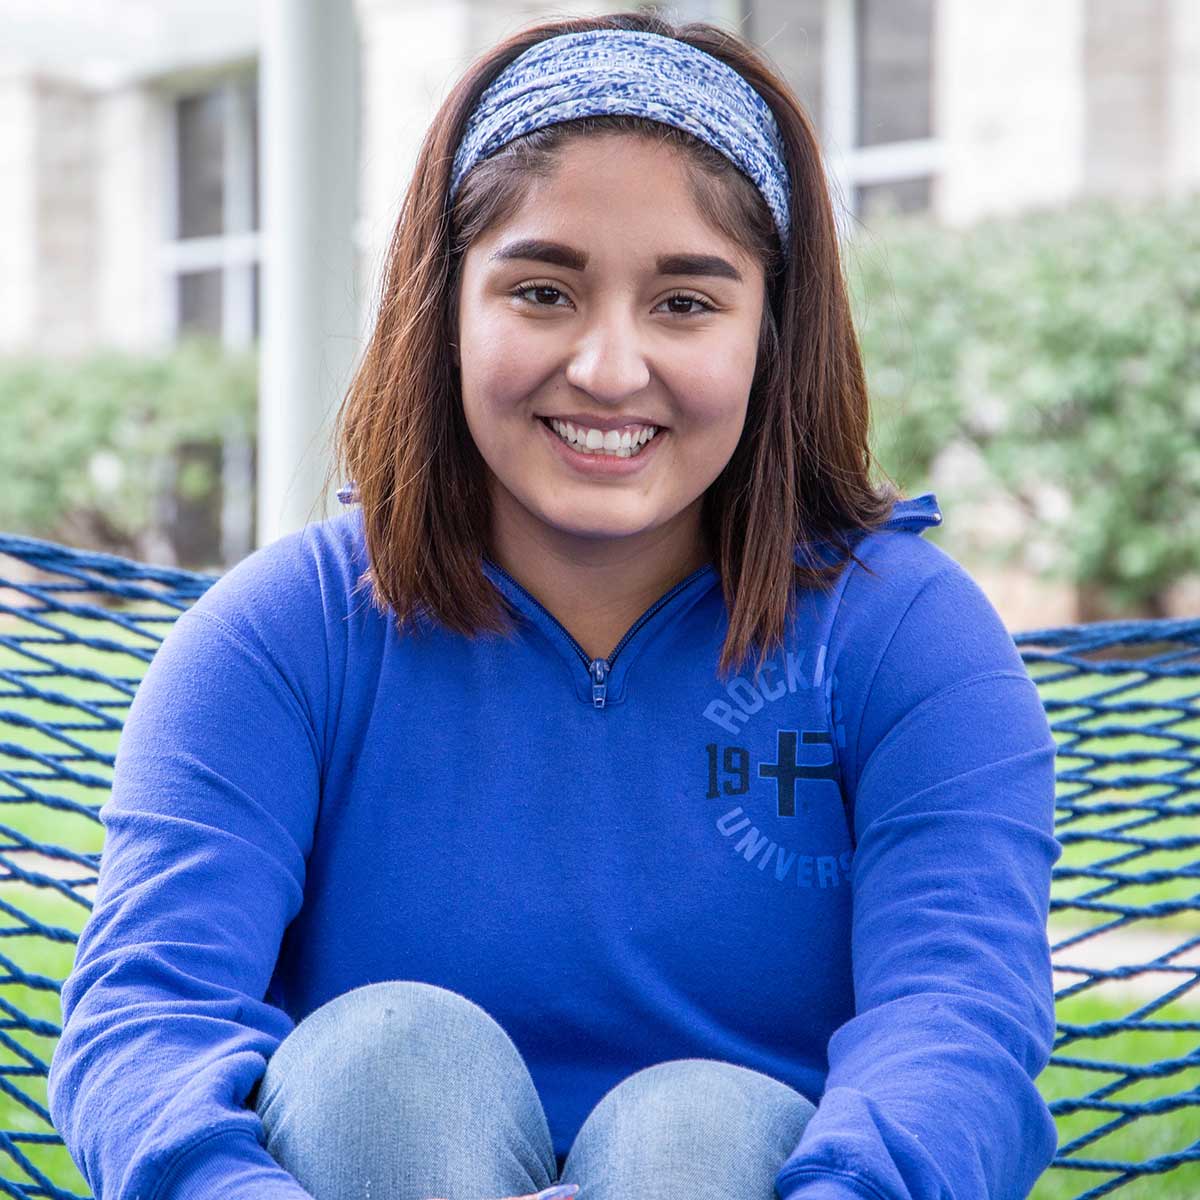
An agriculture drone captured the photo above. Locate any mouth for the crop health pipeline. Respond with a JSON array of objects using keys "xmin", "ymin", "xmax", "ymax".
[
  {"xmin": 537, "ymin": 415, "xmax": 662, "ymax": 456},
  {"xmin": 535, "ymin": 414, "xmax": 665, "ymax": 470}
]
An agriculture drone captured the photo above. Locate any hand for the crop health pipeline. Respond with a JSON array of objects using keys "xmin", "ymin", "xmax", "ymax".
[
  {"xmin": 425, "ymin": 1187, "xmax": 579, "ymax": 1200},
  {"xmin": 425, "ymin": 1190, "xmax": 579, "ymax": 1200}
]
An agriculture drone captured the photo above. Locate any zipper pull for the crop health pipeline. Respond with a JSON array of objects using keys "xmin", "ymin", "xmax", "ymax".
[{"xmin": 590, "ymin": 658, "xmax": 609, "ymax": 708}]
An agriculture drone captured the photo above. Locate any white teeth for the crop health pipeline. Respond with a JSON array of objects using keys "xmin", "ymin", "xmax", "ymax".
[{"xmin": 547, "ymin": 419, "xmax": 658, "ymax": 457}]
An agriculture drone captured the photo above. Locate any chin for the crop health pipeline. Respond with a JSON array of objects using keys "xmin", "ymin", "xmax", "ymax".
[
  {"xmin": 531, "ymin": 506, "xmax": 656, "ymax": 544},
  {"xmin": 543, "ymin": 519, "xmax": 647, "ymax": 542}
]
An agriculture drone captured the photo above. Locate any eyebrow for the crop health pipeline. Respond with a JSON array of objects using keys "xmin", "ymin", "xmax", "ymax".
[{"xmin": 487, "ymin": 238, "xmax": 744, "ymax": 283}]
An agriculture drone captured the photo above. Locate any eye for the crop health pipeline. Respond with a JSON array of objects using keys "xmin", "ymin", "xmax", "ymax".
[
  {"xmin": 659, "ymin": 292, "xmax": 716, "ymax": 316},
  {"xmin": 510, "ymin": 282, "xmax": 571, "ymax": 309},
  {"xmin": 508, "ymin": 281, "xmax": 717, "ymax": 316}
]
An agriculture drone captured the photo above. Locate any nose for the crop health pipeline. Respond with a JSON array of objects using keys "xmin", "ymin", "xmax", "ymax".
[{"xmin": 562, "ymin": 301, "xmax": 651, "ymax": 402}]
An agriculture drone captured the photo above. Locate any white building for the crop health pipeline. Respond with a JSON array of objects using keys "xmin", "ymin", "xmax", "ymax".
[
  {"xmin": 1, "ymin": 0, "xmax": 1196, "ymax": 619},
  {"xmin": 4, "ymin": 0, "xmax": 1195, "ymax": 358}
]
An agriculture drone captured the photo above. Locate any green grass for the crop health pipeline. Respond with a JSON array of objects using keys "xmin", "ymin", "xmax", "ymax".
[
  {"xmin": 0, "ymin": 597, "xmax": 1197, "ymax": 1198},
  {"xmin": 0, "ymin": 604, "xmax": 170, "ymax": 1196},
  {"xmin": 1032, "ymin": 989, "xmax": 1200, "ymax": 1200},
  {"xmin": 1, "ymin": 604, "xmax": 164, "ymax": 859},
  {"xmin": 1030, "ymin": 662, "xmax": 1200, "ymax": 938},
  {"xmin": 0, "ymin": 883, "xmax": 92, "ymax": 1198},
  {"xmin": 1, "ymin": 876, "xmax": 1196, "ymax": 1200}
]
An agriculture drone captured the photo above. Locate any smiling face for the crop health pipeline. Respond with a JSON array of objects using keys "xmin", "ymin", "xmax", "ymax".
[{"xmin": 454, "ymin": 132, "xmax": 766, "ymax": 572}]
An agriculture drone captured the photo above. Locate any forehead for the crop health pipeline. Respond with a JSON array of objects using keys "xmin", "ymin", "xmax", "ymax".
[
  {"xmin": 476, "ymin": 132, "xmax": 752, "ymax": 269},
  {"xmin": 527, "ymin": 133, "xmax": 697, "ymax": 213},
  {"xmin": 548, "ymin": 130, "xmax": 684, "ymax": 172}
]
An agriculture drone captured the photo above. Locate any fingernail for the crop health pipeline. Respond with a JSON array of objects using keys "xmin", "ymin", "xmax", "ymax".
[{"xmin": 536, "ymin": 1186, "xmax": 580, "ymax": 1200}]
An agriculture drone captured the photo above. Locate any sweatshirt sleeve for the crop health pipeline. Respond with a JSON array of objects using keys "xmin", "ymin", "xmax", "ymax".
[
  {"xmin": 47, "ymin": 536, "xmax": 326, "ymax": 1200},
  {"xmin": 773, "ymin": 555, "xmax": 1063, "ymax": 1200}
]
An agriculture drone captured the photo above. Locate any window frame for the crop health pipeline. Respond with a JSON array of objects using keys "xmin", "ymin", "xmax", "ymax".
[
  {"xmin": 160, "ymin": 62, "xmax": 260, "ymax": 348},
  {"xmin": 823, "ymin": 0, "xmax": 943, "ymax": 234}
]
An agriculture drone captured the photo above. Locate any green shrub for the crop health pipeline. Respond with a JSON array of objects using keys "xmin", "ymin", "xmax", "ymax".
[
  {"xmin": 850, "ymin": 193, "xmax": 1200, "ymax": 616},
  {"xmin": 3, "ymin": 195, "xmax": 1198, "ymax": 614},
  {"xmin": 0, "ymin": 336, "xmax": 256, "ymax": 560}
]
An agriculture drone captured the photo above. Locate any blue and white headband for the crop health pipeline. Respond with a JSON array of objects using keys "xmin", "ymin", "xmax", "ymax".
[{"xmin": 447, "ymin": 28, "xmax": 793, "ymax": 255}]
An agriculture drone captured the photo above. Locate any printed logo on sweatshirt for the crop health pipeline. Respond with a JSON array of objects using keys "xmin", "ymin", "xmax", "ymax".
[
  {"xmin": 698, "ymin": 643, "xmax": 852, "ymax": 888},
  {"xmin": 714, "ymin": 804, "xmax": 853, "ymax": 889},
  {"xmin": 700, "ymin": 645, "xmax": 827, "ymax": 733},
  {"xmin": 705, "ymin": 730, "xmax": 836, "ymax": 816},
  {"xmin": 703, "ymin": 732, "xmax": 851, "ymax": 889}
]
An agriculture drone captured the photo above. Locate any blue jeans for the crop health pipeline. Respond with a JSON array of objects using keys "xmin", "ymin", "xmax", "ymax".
[{"xmin": 254, "ymin": 980, "xmax": 818, "ymax": 1199}]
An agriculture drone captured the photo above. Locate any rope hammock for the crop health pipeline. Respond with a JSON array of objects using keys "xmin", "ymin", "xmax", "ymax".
[{"xmin": 0, "ymin": 530, "xmax": 1196, "ymax": 1200}]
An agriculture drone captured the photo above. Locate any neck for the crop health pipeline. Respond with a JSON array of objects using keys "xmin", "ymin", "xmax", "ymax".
[{"xmin": 486, "ymin": 502, "xmax": 712, "ymax": 662}]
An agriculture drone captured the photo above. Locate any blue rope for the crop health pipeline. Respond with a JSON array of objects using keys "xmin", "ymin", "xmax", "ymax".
[{"xmin": 1, "ymin": 530, "xmax": 1198, "ymax": 1200}]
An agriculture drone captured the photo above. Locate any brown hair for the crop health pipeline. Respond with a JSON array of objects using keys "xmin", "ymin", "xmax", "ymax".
[{"xmin": 323, "ymin": 8, "xmax": 902, "ymax": 682}]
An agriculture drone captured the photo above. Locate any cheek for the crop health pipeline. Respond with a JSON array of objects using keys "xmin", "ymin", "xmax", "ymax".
[
  {"xmin": 663, "ymin": 318, "xmax": 760, "ymax": 419},
  {"xmin": 667, "ymin": 361, "xmax": 753, "ymax": 433},
  {"xmin": 461, "ymin": 336, "xmax": 539, "ymax": 416}
]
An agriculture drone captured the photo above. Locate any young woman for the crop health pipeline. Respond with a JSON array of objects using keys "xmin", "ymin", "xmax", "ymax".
[{"xmin": 48, "ymin": 10, "xmax": 1063, "ymax": 1200}]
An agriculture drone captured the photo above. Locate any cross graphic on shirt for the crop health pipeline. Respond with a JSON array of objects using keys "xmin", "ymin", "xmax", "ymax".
[{"xmin": 758, "ymin": 729, "xmax": 838, "ymax": 817}]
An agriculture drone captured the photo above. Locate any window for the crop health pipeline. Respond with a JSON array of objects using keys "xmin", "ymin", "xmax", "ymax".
[
  {"xmin": 746, "ymin": 0, "xmax": 941, "ymax": 231},
  {"xmin": 163, "ymin": 67, "xmax": 260, "ymax": 346},
  {"xmin": 857, "ymin": 0, "xmax": 933, "ymax": 146},
  {"xmin": 157, "ymin": 66, "xmax": 260, "ymax": 566}
]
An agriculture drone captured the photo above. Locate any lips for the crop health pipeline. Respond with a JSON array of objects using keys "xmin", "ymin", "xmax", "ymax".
[
  {"xmin": 537, "ymin": 410, "xmax": 664, "ymax": 472},
  {"xmin": 537, "ymin": 414, "xmax": 664, "ymax": 433}
]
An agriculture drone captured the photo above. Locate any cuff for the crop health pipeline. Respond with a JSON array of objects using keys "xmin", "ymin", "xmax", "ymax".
[
  {"xmin": 776, "ymin": 1167, "xmax": 886, "ymax": 1200},
  {"xmin": 154, "ymin": 1129, "xmax": 316, "ymax": 1200}
]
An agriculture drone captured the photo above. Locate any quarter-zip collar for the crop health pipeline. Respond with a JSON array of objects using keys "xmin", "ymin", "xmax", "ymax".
[
  {"xmin": 882, "ymin": 491, "xmax": 942, "ymax": 531},
  {"xmin": 480, "ymin": 553, "xmax": 718, "ymax": 709},
  {"xmin": 479, "ymin": 491, "xmax": 941, "ymax": 710},
  {"xmin": 796, "ymin": 491, "xmax": 942, "ymax": 568}
]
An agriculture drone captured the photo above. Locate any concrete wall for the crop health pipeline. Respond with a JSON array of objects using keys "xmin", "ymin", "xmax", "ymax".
[
  {"xmin": 96, "ymin": 86, "xmax": 167, "ymax": 349},
  {"xmin": 1166, "ymin": 0, "xmax": 1200, "ymax": 194},
  {"xmin": 937, "ymin": 0, "xmax": 1086, "ymax": 226},
  {"xmin": 33, "ymin": 79, "xmax": 98, "ymax": 356},
  {"xmin": 1082, "ymin": 0, "xmax": 1200, "ymax": 199},
  {"xmin": 1083, "ymin": 0, "xmax": 1170, "ymax": 199},
  {"xmin": 353, "ymin": 0, "xmax": 470, "ymax": 340},
  {"xmin": 936, "ymin": 0, "xmax": 1197, "ymax": 224},
  {"xmin": 0, "ymin": 74, "xmax": 102, "ymax": 356},
  {"xmin": 0, "ymin": 75, "xmax": 37, "ymax": 351}
]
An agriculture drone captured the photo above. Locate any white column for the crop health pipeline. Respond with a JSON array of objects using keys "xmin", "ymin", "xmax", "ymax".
[
  {"xmin": 1166, "ymin": 0, "xmax": 1200, "ymax": 196},
  {"xmin": 937, "ymin": 0, "xmax": 1085, "ymax": 226},
  {"xmin": 0, "ymin": 75, "xmax": 38, "ymax": 352},
  {"xmin": 258, "ymin": 0, "xmax": 360, "ymax": 546},
  {"xmin": 821, "ymin": 0, "xmax": 857, "ymax": 244}
]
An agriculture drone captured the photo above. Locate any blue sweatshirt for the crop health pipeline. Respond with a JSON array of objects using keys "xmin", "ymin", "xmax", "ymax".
[{"xmin": 48, "ymin": 490, "xmax": 1063, "ymax": 1200}]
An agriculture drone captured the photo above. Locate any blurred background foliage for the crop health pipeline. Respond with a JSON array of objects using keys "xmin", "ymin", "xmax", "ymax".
[
  {"xmin": 0, "ymin": 195, "xmax": 1197, "ymax": 617},
  {"xmin": 851, "ymin": 192, "xmax": 1200, "ymax": 621},
  {"xmin": 0, "ymin": 336, "xmax": 256, "ymax": 567}
]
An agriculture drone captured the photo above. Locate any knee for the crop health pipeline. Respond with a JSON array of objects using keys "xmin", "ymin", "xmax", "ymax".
[
  {"xmin": 257, "ymin": 980, "xmax": 524, "ymax": 1110},
  {"xmin": 577, "ymin": 1058, "xmax": 816, "ymax": 1155},
  {"xmin": 252, "ymin": 982, "xmax": 556, "ymax": 1198}
]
